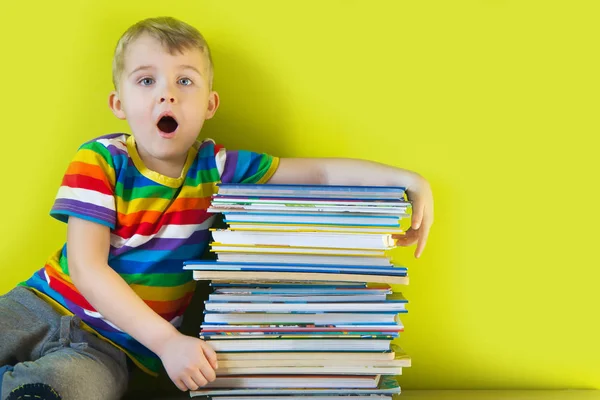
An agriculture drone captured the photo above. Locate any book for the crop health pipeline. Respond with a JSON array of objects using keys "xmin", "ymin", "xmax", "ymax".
[
  {"xmin": 201, "ymin": 325, "xmax": 403, "ymax": 333},
  {"xmin": 211, "ymin": 283, "xmax": 392, "ymax": 293},
  {"xmin": 215, "ymin": 365, "xmax": 403, "ymax": 376},
  {"xmin": 223, "ymin": 211, "xmax": 404, "ymax": 225},
  {"xmin": 214, "ymin": 348, "xmax": 399, "ymax": 361},
  {"xmin": 185, "ymin": 261, "xmax": 407, "ymax": 278},
  {"xmin": 215, "ymin": 345, "xmax": 410, "ymax": 367},
  {"xmin": 190, "ymin": 375, "xmax": 401, "ymax": 396},
  {"xmin": 203, "ymin": 299, "xmax": 407, "ymax": 313},
  {"xmin": 209, "ymin": 203, "xmax": 407, "ymax": 214},
  {"xmin": 207, "ymin": 292, "xmax": 401, "ymax": 303},
  {"xmin": 210, "ymin": 244, "xmax": 388, "ymax": 256},
  {"xmin": 210, "ymin": 282, "xmax": 370, "ymax": 288},
  {"xmin": 210, "ymin": 230, "xmax": 397, "ymax": 249},
  {"xmin": 202, "ymin": 334, "xmax": 396, "ymax": 340},
  {"xmin": 191, "ymin": 270, "xmax": 409, "ymax": 285},
  {"xmin": 201, "ymin": 331, "xmax": 400, "ymax": 338},
  {"xmin": 213, "ymin": 183, "xmax": 407, "ymax": 198},
  {"xmin": 226, "ymin": 223, "xmax": 405, "ymax": 234},
  {"xmin": 215, "ymin": 254, "xmax": 394, "ymax": 266},
  {"xmin": 211, "ymin": 195, "xmax": 409, "ymax": 207},
  {"xmin": 203, "ymin": 312, "xmax": 401, "ymax": 325},
  {"xmin": 201, "ymin": 374, "xmax": 382, "ymax": 389},
  {"xmin": 211, "ymin": 245, "xmax": 396, "ymax": 267},
  {"xmin": 197, "ymin": 396, "xmax": 393, "ymax": 400},
  {"xmin": 204, "ymin": 338, "xmax": 392, "ymax": 352}
]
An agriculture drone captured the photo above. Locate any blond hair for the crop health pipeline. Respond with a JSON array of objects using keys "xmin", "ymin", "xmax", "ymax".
[{"xmin": 112, "ymin": 16, "xmax": 213, "ymax": 90}]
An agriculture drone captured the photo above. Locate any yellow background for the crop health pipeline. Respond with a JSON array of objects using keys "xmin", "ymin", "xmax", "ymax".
[{"xmin": 1, "ymin": 0, "xmax": 598, "ymax": 390}]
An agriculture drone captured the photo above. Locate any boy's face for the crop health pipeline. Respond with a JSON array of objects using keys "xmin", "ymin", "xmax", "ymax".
[{"xmin": 109, "ymin": 34, "xmax": 219, "ymax": 175}]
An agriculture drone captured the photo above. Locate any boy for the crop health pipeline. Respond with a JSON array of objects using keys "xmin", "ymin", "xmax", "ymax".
[{"xmin": 0, "ymin": 16, "xmax": 433, "ymax": 400}]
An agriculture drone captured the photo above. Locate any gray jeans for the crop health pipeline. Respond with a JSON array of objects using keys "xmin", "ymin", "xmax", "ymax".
[{"xmin": 0, "ymin": 287, "xmax": 129, "ymax": 400}]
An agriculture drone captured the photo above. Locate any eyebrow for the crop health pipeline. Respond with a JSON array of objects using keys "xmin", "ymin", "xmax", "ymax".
[
  {"xmin": 128, "ymin": 65, "xmax": 203, "ymax": 77},
  {"xmin": 128, "ymin": 65, "xmax": 153, "ymax": 78},
  {"xmin": 179, "ymin": 65, "xmax": 203, "ymax": 76}
]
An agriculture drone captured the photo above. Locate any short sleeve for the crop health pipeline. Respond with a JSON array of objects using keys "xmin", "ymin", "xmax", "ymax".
[
  {"xmin": 214, "ymin": 145, "xmax": 280, "ymax": 185},
  {"xmin": 50, "ymin": 141, "xmax": 117, "ymax": 229}
]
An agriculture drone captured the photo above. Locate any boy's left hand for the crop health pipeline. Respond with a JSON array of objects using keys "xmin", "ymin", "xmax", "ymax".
[{"xmin": 393, "ymin": 175, "xmax": 434, "ymax": 258}]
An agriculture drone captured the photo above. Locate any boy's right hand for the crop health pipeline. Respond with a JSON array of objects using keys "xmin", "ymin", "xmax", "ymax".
[{"xmin": 158, "ymin": 332, "xmax": 218, "ymax": 391}]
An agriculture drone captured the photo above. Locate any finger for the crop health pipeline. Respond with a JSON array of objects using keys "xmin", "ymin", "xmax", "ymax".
[
  {"xmin": 191, "ymin": 369, "xmax": 209, "ymax": 387},
  {"xmin": 183, "ymin": 375, "xmax": 200, "ymax": 391},
  {"xmin": 202, "ymin": 341, "xmax": 219, "ymax": 369},
  {"xmin": 411, "ymin": 200, "xmax": 424, "ymax": 230},
  {"xmin": 394, "ymin": 229, "xmax": 418, "ymax": 247},
  {"xmin": 174, "ymin": 379, "xmax": 188, "ymax": 392},
  {"xmin": 415, "ymin": 220, "xmax": 431, "ymax": 258},
  {"xmin": 199, "ymin": 359, "xmax": 217, "ymax": 382}
]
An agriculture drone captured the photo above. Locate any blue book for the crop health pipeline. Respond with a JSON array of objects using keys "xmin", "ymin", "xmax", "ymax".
[
  {"xmin": 208, "ymin": 292, "xmax": 404, "ymax": 303},
  {"xmin": 209, "ymin": 282, "xmax": 368, "ymax": 289},
  {"xmin": 203, "ymin": 299, "xmax": 408, "ymax": 313},
  {"xmin": 216, "ymin": 183, "xmax": 406, "ymax": 197},
  {"xmin": 184, "ymin": 261, "xmax": 407, "ymax": 276}
]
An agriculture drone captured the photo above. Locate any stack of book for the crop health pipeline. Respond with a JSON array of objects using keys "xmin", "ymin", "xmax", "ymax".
[{"xmin": 184, "ymin": 183, "xmax": 412, "ymax": 399}]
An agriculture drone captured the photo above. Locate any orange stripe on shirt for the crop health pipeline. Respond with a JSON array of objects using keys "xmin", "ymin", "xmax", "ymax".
[
  {"xmin": 144, "ymin": 292, "xmax": 194, "ymax": 316},
  {"xmin": 66, "ymin": 161, "xmax": 113, "ymax": 185}
]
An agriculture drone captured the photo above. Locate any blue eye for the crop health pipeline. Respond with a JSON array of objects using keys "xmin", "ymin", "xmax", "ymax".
[
  {"xmin": 178, "ymin": 78, "xmax": 192, "ymax": 86},
  {"xmin": 139, "ymin": 77, "xmax": 154, "ymax": 86}
]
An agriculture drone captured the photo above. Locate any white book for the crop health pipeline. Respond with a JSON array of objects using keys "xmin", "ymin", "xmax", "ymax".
[
  {"xmin": 204, "ymin": 338, "xmax": 391, "ymax": 352},
  {"xmin": 216, "ymin": 365, "xmax": 402, "ymax": 375},
  {"xmin": 227, "ymin": 223, "xmax": 404, "ymax": 234},
  {"xmin": 208, "ymin": 293, "xmax": 388, "ymax": 302},
  {"xmin": 208, "ymin": 205, "xmax": 407, "ymax": 214},
  {"xmin": 215, "ymin": 253, "xmax": 393, "ymax": 267},
  {"xmin": 213, "ymin": 349, "xmax": 397, "ymax": 361},
  {"xmin": 210, "ymin": 244, "xmax": 387, "ymax": 256},
  {"xmin": 211, "ymin": 230, "xmax": 396, "ymax": 249},
  {"xmin": 224, "ymin": 212, "xmax": 404, "ymax": 225},
  {"xmin": 203, "ymin": 312, "xmax": 400, "ymax": 324},
  {"xmin": 212, "ymin": 286, "xmax": 391, "ymax": 295},
  {"xmin": 219, "ymin": 357, "xmax": 410, "ymax": 368},
  {"xmin": 204, "ymin": 301, "xmax": 406, "ymax": 313}
]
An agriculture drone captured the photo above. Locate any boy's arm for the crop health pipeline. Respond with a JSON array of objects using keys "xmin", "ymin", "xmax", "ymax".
[
  {"xmin": 67, "ymin": 217, "xmax": 217, "ymax": 391},
  {"xmin": 267, "ymin": 158, "xmax": 434, "ymax": 258}
]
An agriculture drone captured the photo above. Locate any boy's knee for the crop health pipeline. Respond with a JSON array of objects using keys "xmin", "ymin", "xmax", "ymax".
[
  {"xmin": 2, "ymin": 353, "xmax": 126, "ymax": 400},
  {"xmin": 5, "ymin": 383, "xmax": 61, "ymax": 400}
]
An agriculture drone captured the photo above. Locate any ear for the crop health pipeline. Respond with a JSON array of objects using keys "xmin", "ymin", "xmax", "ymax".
[
  {"xmin": 205, "ymin": 91, "xmax": 220, "ymax": 120},
  {"xmin": 108, "ymin": 90, "xmax": 127, "ymax": 120}
]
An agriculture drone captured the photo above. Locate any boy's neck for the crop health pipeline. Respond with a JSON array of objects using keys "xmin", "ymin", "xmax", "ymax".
[
  {"xmin": 144, "ymin": 158, "xmax": 186, "ymax": 179},
  {"xmin": 135, "ymin": 144, "xmax": 188, "ymax": 179}
]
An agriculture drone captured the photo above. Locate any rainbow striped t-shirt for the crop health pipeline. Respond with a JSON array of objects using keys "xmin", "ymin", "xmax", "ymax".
[{"xmin": 22, "ymin": 133, "xmax": 279, "ymax": 375}]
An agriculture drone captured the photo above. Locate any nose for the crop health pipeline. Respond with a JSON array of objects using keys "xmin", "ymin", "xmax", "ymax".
[
  {"xmin": 159, "ymin": 96, "xmax": 176, "ymax": 104},
  {"xmin": 158, "ymin": 84, "xmax": 177, "ymax": 104}
]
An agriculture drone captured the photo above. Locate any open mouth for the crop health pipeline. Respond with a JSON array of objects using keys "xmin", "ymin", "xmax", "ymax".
[{"xmin": 157, "ymin": 115, "xmax": 179, "ymax": 134}]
